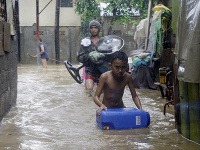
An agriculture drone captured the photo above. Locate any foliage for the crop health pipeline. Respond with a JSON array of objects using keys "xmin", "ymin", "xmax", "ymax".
[
  {"xmin": 75, "ymin": 0, "xmax": 160, "ymax": 35},
  {"xmin": 75, "ymin": 0, "xmax": 160, "ymax": 23},
  {"xmin": 75, "ymin": 0, "xmax": 101, "ymax": 37},
  {"xmin": 103, "ymin": 0, "xmax": 148, "ymax": 24},
  {"xmin": 75, "ymin": 0, "xmax": 101, "ymax": 21}
]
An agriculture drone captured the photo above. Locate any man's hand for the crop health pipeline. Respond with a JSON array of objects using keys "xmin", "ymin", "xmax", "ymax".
[
  {"xmin": 88, "ymin": 51, "xmax": 105, "ymax": 65},
  {"xmin": 97, "ymin": 104, "xmax": 107, "ymax": 115}
]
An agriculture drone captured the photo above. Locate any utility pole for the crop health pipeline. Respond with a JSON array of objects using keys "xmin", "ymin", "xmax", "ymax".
[
  {"xmin": 36, "ymin": 0, "xmax": 40, "ymax": 66},
  {"xmin": 34, "ymin": 0, "xmax": 53, "ymax": 66},
  {"xmin": 55, "ymin": 0, "xmax": 60, "ymax": 64}
]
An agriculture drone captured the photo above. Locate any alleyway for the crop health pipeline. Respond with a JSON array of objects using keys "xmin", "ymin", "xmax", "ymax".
[{"xmin": 0, "ymin": 64, "xmax": 199, "ymax": 150}]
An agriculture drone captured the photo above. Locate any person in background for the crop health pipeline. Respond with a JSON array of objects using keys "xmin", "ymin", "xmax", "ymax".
[
  {"xmin": 34, "ymin": 38, "xmax": 49, "ymax": 68},
  {"xmin": 77, "ymin": 20, "xmax": 110, "ymax": 96},
  {"xmin": 93, "ymin": 51, "xmax": 142, "ymax": 115}
]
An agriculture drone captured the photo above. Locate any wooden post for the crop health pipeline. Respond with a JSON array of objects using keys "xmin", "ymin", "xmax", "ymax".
[{"xmin": 55, "ymin": 0, "xmax": 60, "ymax": 64}]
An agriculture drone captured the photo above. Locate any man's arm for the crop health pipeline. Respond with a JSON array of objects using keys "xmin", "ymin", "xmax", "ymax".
[
  {"xmin": 77, "ymin": 38, "xmax": 92, "ymax": 65},
  {"xmin": 77, "ymin": 45, "xmax": 91, "ymax": 66},
  {"xmin": 39, "ymin": 44, "xmax": 45, "ymax": 55},
  {"xmin": 127, "ymin": 75, "xmax": 142, "ymax": 109},
  {"xmin": 94, "ymin": 74, "xmax": 107, "ymax": 114}
]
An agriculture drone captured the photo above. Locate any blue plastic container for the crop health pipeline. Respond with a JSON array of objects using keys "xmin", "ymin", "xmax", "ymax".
[{"xmin": 96, "ymin": 107, "xmax": 150, "ymax": 130}]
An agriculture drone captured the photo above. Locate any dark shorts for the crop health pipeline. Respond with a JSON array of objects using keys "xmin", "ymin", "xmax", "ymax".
[
  {"xmin": 85, "ymin": 67, "xmax": 100, "ymax": 82},
  {"xmin": 85, "ymin": 62, "xmax": 110, "ymax": 82},
  {"xmin": 41, "ymin": 52, "xmax": 48, "ymax": 59}
]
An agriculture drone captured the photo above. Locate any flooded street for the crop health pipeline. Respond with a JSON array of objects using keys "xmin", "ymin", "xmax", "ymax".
[{"xmin": 0, "ymin": 64, "xmax": 199, "ymax": 150}]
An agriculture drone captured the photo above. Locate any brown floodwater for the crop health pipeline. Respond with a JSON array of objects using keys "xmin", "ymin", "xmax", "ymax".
[{"xmin": 0, "ymin": 64, "xmax": 199, "ymax": 150}]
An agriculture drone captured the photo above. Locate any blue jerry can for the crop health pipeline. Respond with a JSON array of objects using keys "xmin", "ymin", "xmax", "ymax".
[{"xmin": 96, "ymin": 108, "xmax": 150, "ymax": 130}]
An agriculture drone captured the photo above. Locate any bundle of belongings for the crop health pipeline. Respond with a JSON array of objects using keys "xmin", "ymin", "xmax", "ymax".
[
  {"xmin": 130, "ymin": 3, "xmax": 172, "ymax": 90},
  {"xmin": 130, "ymin": 50, "xmax": 157, "ymax": 90}
]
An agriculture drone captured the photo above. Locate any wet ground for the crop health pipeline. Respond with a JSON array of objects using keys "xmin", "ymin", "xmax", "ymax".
[{"xmin": 0, "ymin": 64, "xmax": 200, "ymax": 150}]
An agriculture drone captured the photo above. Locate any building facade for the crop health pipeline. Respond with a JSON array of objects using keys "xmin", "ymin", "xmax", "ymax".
[{"xmin": 19, "ymin": 0, "xmax": 81, "ymax": 64}]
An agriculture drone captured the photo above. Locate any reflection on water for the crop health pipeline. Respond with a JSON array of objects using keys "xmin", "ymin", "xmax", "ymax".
[{"xmin": 0, "ymin": 64, "xmax": 199, "ymax": 150}]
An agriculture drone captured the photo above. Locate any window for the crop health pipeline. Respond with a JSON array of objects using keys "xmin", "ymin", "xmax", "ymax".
[{"xmin": 60, "ymin": 0, "xmax": 73, "ymax": 7}]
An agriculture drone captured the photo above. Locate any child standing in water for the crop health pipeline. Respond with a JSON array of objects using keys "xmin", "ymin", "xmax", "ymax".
[
  {"xmin": 34, "ymin": 38, "xmax": 49, "ymax": 68},
  {"xmin": 93, "ymin": 51, "xmax": 142, "ymax": 115}
]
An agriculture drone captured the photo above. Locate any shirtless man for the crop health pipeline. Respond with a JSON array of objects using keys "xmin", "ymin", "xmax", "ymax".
[{"xmin": 93, "ymin": 51, "xmax": 142, "ymax": 114}]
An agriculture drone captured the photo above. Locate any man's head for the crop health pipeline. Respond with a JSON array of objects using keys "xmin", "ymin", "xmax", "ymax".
[
  {"xmin": 110, "ymin": 51, "xmax": 128, "ymax": 78},
  {"xmin": 89, "ymin": 20, "xmax": 101, "ymax": 36},
  {"xmin": 110, "ymin": 51, "xmax": 128, "ymax": 63}
]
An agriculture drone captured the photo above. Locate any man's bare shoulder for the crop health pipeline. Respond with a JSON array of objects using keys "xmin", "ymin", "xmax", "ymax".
[
  {"xmin": 101, "ymin": 71, "xmax": 112, "ymax": 78},
  {"xmin": 124, "ymin": 72, "xmax": 133, "ymax": 81},
  {"xmin": 126, "ymin": 72, "xmax": 132, "ymax": 77}
]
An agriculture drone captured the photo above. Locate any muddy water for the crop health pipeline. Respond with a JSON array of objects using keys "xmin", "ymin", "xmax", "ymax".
[{"xmin": 0, "ymin": 64, "xmax": 199, "ymax": 150}]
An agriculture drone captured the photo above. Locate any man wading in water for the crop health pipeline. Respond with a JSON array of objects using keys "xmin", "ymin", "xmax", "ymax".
[{"xmin": 77, "ymin": 20, "xmax": 110, "ymax": 96}]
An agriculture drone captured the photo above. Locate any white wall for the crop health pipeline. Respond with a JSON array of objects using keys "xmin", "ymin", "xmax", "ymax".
[{"xmin": 19, "ymin": 0, "xmax": 81, "ymax": 26}]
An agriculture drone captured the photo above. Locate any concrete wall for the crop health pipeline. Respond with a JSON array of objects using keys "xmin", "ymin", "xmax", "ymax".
[
  {"xmin": 0, "ymin": 24, "xmax": 18, "ymax": 121},
  {"xmin": 20, "ymin": 26, "xmax": 81, "ymax": 64}
]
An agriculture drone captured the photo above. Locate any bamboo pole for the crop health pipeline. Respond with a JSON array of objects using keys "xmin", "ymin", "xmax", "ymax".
[{"xmin": 145, "ymin": 0, "xmax": 152, "ymax": 50}]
